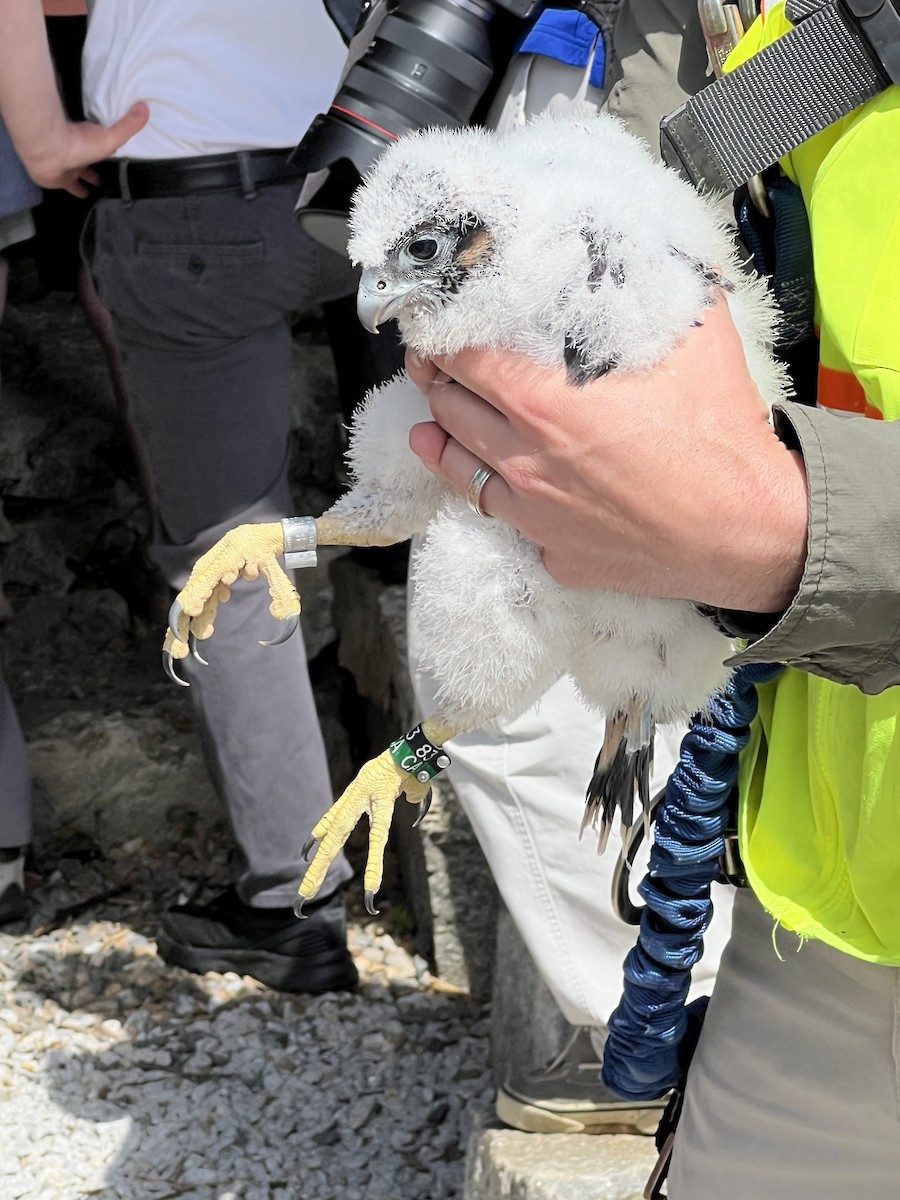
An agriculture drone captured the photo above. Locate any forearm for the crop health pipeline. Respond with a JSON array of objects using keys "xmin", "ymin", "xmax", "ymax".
[
  {"xmin": 0, "ymin": 0, "xmax": 69, "ymax": 175},
  {"xmin": 725, "ymin": 403, "xmax": 900, "ymax": 690}
]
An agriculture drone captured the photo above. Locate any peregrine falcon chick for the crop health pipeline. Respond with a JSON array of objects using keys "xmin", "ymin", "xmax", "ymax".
[{"xmin": 164, "ymin": 109, "xmax": 789, "ymax": 913}]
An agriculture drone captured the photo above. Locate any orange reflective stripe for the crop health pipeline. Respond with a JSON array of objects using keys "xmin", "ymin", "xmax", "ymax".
[
  {"xmin": 817, "ymin": 362, "xmax": 883, "ymax": 420},
  {"xmin": 42, "ymin": 1, "xmax": 87, "ymax": 14}
]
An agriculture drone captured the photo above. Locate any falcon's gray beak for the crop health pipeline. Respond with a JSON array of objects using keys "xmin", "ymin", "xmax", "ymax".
[{"xmin": 357, "ymin": 268, "xmax": 423, "ymax": 334}]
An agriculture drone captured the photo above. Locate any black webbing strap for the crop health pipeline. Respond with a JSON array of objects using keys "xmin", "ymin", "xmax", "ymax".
[{"xmin": 660, "ymin": 0, "xmax": 900, "ymax": 191}]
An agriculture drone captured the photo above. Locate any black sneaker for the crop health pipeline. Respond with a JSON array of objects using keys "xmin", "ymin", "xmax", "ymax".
[
  {"xmin": 156, "ymin": 887, "xmax": 358, "ymax": 994},
  {"xmin": 496, "ymin": 1027, "xmax": 668, "ymax": 1136},
  {"xmin": 0, "ymin": 848, "xmax": 28, "ymax": 925}
]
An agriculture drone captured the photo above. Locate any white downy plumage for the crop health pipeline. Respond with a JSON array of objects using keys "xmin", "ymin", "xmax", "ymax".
[{"xmin": 338, "ymin": 108, "xmax": 789, "ymax": 844}]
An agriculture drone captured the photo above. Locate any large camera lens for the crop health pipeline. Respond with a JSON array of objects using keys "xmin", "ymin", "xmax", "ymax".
[{"xmin": 294, "ymin": 0, "xmax": 502, "ymax": 254}]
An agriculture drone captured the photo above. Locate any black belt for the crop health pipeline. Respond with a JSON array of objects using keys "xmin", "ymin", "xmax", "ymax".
[{"xmin": 95, "ymin": 148, "xmax": 304, "ymax": 201}]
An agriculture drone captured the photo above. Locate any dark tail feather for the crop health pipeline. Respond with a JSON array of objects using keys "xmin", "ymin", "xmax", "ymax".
[{"xmin": 582, "ymin": 700, "xmax": 654, "ymax": 853}]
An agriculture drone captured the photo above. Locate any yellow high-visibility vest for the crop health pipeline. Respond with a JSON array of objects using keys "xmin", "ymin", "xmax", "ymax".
[{"xmin": 729, "ymin": 6, "xmax": 900, "ymax": 961}]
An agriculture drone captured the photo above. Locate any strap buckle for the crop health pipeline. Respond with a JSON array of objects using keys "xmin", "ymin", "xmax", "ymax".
[
  {"xmin": 698, "ymin": 0, "xmax": 747, "ymax": 75},
  {"xmin": 662, "ymin": 0, "xmax": 893, "ymax": 193},
  {"xmin": 844, "ymin": 0, "xmax": 900, "ymax": 81}
]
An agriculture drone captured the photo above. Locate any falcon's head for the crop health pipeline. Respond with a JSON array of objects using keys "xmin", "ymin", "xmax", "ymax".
[
  {"xmin": 355, "ymin": 213, "xmax": 494, "ymax": 336},
  {"xmin": 348, "ymin": 125, "xmax": 516, "ymax": 356}
]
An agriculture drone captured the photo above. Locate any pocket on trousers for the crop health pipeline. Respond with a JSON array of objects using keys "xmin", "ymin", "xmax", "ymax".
[{"xmin": 134, "ymin": 236, "xmax": 265, "ymax": 266}]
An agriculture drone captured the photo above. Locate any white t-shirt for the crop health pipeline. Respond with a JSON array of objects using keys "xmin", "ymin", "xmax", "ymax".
[{"xmin": 82, "ymin": 1, "xmax": 347, "ymax": 159}]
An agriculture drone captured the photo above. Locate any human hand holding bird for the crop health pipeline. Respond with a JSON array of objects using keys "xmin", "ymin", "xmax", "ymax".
[{"xmin": 407, "ymin": 298, "xmax": 808, "ymax": 612}]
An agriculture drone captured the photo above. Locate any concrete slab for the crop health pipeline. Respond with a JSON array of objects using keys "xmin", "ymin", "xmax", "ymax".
[{"xmin": 465, "ymin": 1124, "xmax": 658, "ymax": 1200}]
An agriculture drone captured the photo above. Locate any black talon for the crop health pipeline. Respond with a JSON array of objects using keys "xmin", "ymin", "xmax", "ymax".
[
  {"xmin": 293, "ymin": 896, "xmax": 308, "ymax": 920},
  {"xmin": 259, "ymin": 612, "xmax": 299, "ymax": 647},
  {"xmin": 301, "ymin": 836, "xmax": 317, "ymax": 862},
  {"xmin": 163, "ymin": 649, "xmax": 190, "ymax": 688},
  {"xmin": 190, "ymin": 634, "xmax": 209, "ymax": 666},
  {"xmin": 364, "ymin": 889, "xmax": 380, "ymax": 916},
  {"xmin": 411, "ymin": 790, "xmax": 433, "ymax": 828},
  {"xmin": 167, "ymin": 597, "xmax": 188, "ymax": 645}
]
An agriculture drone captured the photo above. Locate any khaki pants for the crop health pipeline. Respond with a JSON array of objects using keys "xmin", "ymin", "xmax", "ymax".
[
  {"xmin": 670, "ymin": 889, "xmax": 900, "ymax": 1198},
  {"xmin": 605, "ymin": 0, "xmax": 710, "ymax": 156}
]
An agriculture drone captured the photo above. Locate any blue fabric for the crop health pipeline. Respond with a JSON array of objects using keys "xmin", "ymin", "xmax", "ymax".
[
  {"xmin": 518, "ymin": 11, "xmax": 606, "ymax": 90},
  {"xmin": 738, "ymin": 177, "xmax": 814, "ymax": 349},
  {"xmin": 602, "ymin": 662, "xmax": 784, "ymax": 1102},
  {"xmin": 0, "ymin": 116, "xmax": 41, "ymax": 221}
]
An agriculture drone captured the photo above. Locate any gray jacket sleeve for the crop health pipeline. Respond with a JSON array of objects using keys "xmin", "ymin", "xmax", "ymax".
[{"xmin": 723, "ymin": 402, "xmax": 900, "ymax": 694}]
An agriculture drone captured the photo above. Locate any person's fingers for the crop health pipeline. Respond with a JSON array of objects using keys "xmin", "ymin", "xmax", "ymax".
[
  {"xmin": 63, "ymin": 174, "xmax": 90, "ymax": 199},
  {"xmin": 427, "ymin": 431, "xmax": 513, "ymax": 520},
  {"xmin": 98, "ymin": 102, "xmax": 150, "ymax": 158},
  {"xmin": 409, "ymin": 414, "xmax": 513, "ymax": 521},
  {"xmin": 432, "ymin": 345, "xmax": 543, "ymax": 420},
  {"xmin": 405, "ymin": 349, "xmax": 441, "ymax": 393},
  {"xmin": 424, "ymin": 373, "xmax": 518, "ymax": 467},
  {"xmin": 432, "ymin": 291, "xmax": 768, "ymax": 432},
  {"xmin": 52, "ymin": 105, "xmax": 150, "ymax": 196},
  {"xmin": 408, "ymin": 420, "xmax": 449, "ymax": 466}
]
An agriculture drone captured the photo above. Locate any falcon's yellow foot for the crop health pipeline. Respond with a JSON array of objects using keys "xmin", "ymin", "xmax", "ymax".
[
  {"xmin": 297, "ymin": 749, "xmax": 432, "ymax": 918},
  {"xmin": 162, "ymin": 521, "xmax": 301, "ymax": 685}
]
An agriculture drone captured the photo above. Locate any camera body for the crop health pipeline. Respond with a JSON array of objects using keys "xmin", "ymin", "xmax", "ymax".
[{"xmin": 298, "ymin": 0, "xmax": 602, "ymax": 252}]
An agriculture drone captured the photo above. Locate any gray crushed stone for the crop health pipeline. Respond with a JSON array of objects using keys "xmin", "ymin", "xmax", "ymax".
[{"xmin": 0, "ymin": 848, "xmax": 492, "ymax": 1200}]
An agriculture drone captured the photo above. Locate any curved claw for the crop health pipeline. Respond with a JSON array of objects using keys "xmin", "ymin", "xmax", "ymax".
[
  {"xmin": 163, "ymin": 649, "xmax": 190, "ymax": 688},
  {"xmin": 259, "ymin": 612, "xmax": 299, "ymax": 648},
  {"xmin": 411, "ymin": 789, "xmax": 433, "ymax": 829},
  {"xmin": 190, "ymin": 634, "xmax": 209, "ymax": 666},
  {"xmin": 293, "ymin": 896, "xmax": 307, "ymax": 920},
  {"xmin": 364, "ymin": 888, "xmax": 380, "ymax": 917},
  {"xmin": 301, "ymin": 836, "xmax": 317, "ymax": 862},
  {"xmin": 167, "ymin": 597, "xmax": 187, "ymax": 645}
]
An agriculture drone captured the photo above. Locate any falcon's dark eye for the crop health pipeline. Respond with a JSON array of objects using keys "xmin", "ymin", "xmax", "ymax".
[{"xmin": 408, "ymin": 237, "xmax": 439, "ymax": 262}]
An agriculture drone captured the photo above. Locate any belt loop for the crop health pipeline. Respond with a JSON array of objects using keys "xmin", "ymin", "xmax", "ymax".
[
  {"xmin": 117, "ymin": 158, "xmax": 133, "ymax": 208},
  {"xmin": 236, "ymin": 151, "xmax": 258, "ymax": 201}
]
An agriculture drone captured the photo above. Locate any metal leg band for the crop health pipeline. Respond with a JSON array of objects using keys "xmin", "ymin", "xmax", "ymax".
[{"xmin": 282, "ymin": 516, "xmax": 318, "ymax": 570}]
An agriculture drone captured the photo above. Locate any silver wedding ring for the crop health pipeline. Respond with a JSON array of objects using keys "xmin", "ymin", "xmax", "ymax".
[{"xmin": 466, "ymin": 464, "xmax": 495, "ymax": 518}]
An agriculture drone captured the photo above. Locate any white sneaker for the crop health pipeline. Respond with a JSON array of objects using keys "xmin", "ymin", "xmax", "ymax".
[{"xmin": 496, "ymin": 1026, "xmax": 668, "ymax": 1136}]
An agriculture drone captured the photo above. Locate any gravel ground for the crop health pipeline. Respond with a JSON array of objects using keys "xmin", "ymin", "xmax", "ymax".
[
  {"xmin": 0, "ymin": 286, "xmax": 493, "ymax": 1200},
  {"xmin": 0, "ymin": 835, "xmax": 493, "ymax": 1200}
]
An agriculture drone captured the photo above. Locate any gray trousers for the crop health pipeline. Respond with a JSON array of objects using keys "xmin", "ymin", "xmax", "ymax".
[
  {"xmin": 669, "ymin": 889, "xmax": 900, "ymax": 1198},
  {"xmin": 85, "ymin": 180, "xmax": 357, "ymax": 906},
  {"xmin": 0, "ymin": 667, "xmax": 31, "ymax": 850},
  {"xmin": 0, "ymin": 139, "xmax": 36, "ymax": 851}
]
